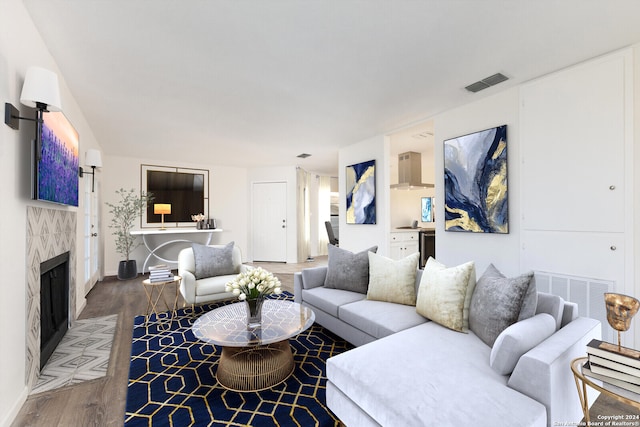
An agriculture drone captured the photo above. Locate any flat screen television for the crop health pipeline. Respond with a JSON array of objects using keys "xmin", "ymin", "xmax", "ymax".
[
  {"xmin": 141, "ymin": 165, "xmax": 209, "ymax": 227},
  {"xmin": 33, "ymin": 111, "xmax": 79, "ymax": 206}
]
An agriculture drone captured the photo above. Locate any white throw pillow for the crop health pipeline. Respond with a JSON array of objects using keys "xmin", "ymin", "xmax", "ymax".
[
  {"xmin": 367, "ymin": 251, "xmax": 419, "ymax": 306},
  {"xmin": 490, "ymin": 313, "xmax": 556, "ymax": 375},
  {"xmin": 416, "ymin": 258, "xmax": 475, "ymax": 332}
]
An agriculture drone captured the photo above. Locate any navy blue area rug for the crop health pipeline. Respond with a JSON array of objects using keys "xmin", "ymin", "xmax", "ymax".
[{"xmin": 125, "ymin": 293, "xmax": 352, "ymax": 426}]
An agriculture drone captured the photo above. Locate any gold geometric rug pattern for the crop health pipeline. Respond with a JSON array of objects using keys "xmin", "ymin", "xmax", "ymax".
[{"xmin": 125, "ymin": 296, "xmax": 352, "ymax": 426}]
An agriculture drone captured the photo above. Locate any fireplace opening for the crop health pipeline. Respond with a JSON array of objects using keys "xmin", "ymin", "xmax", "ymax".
[{"xmin": 40, "ymin": 251, "xmax": 70, "ymax": 370}]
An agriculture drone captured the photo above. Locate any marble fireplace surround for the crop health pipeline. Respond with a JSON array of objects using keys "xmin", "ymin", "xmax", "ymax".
[{"xmin": 26, "ymin": 206, "xmax": 77, "ymax": 389}]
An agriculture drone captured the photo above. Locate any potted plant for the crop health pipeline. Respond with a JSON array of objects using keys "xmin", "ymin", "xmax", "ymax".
[{"xmin": 106, "ymin": 188, "xmax": 153, "ymax": 280}]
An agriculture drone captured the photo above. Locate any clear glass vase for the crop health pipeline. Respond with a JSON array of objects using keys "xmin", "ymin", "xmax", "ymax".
[{"xmin": 246, "ymin": 298, "xmax": 264, "ymax": 328}]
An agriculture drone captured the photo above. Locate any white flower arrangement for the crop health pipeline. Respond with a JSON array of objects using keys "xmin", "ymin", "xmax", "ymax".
[
  {"xmin": 225, "ymin": 267, "xmax": 282, "ymax": 301},
  {"xmin": 191, "ymin": 213, "xmax": 206, "ymax": 222}
]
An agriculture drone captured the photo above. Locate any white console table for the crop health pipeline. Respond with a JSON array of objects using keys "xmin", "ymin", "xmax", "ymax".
[{"xmin": 131, "ymin": 228, "xmax": 223, "ymax": 273}]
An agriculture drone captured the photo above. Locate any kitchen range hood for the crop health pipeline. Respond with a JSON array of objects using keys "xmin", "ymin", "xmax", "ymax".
[{"xmin": 390, "ymin": 151, "xmax": 434, "ymax": 190}]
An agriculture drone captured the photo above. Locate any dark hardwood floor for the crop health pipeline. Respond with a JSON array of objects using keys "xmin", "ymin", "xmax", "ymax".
[{"xmin": 10, "ymin": 261, "xmax": 637, "ymax": 426}]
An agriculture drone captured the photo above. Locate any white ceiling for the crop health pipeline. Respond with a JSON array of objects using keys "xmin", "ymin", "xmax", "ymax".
[{"xmin": 23, "ymin": 0, "xmax": 640, "ymax": 175}]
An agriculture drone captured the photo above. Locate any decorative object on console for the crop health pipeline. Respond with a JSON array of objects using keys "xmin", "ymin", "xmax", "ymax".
[
  {"xmin": 346, "ymin": 159, "xmax": 376, "ymax": 224},
  {"xmin": 79, "ymin": 149, "xmax": 102, "ymax": 192},
  {"xmin": 225, "ymin": 266, "xmax": 282, "ymax": 328},
  {"xmin": 191, "ymin": 213, "xmax": 205, "ymax": 229},
  {"xmin": 603, "ymin": 292, "xmax": 640, "ymax": 355},
  {"xmin": 444, "ymin": 124, "xmax": 508, "ymax": 233},
  {"xmin": 105, "ymin": 188, "xmax": 154, "ymax": 280},
  {"xmin": 154, "ymin": 203, "xmax": 171, "ymax": 230}
]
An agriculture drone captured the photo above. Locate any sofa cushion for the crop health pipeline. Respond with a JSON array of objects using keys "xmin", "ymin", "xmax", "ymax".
[
  {"xmin": 490, "ymin": 313, "xmax": 556, "ymax": 375},
  {"xmin": 324, "ymin": 244, "xmax": 377, "ymax": 294},
  {"xmin": 327, "ymin": 322, "xmax": 547, "ymax": 427},
  {"xmin": 469, "ymin": 265, "xmax": 533, "ymax": 347},
  {"xmin": 366, "ymin": 251, "xmax": 419, "ymax": 306},
  {"xmin": 415, "ymin": 258, "xmax": 475, "ymax": 332},
  {"xmin": 338, "ymin": 299, "xmax": 427, "ymax": 339},
  {"xmin": 302, "ymin": 287, "xmax": 366, "ymax": 317},
  {"xmin": 535, "ymin": 292, "xmax": 565, "ymax": 330},
  {"xmin": 192, "ymin": 241, "xmax": 236, "ymax": 279}
]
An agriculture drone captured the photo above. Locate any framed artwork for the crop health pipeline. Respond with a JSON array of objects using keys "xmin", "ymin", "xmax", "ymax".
[
  {"xmin": 421, "ymin": 197, "xmax": 433, "ymax": 222},
  {"xmin": 443, "ymin": 125, "xmax": 508, "ymax": 233},
  {"xmin": 346, "ymin": 159, "xmax": 376, "ymax": 224}
]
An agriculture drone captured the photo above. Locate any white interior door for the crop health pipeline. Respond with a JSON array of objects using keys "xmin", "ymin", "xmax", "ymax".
[
  {"xmin": 83, "ymin": 180, "xmax": 100, "ymax": 294},
  {"xmin": 252, "ymin": 182, "xmax": 287, "ymax": 262}
]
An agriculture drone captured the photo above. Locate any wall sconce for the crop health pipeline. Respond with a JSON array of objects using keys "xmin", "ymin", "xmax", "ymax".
[
  {"xmin": 4, "ymin": 66, "xmax": 63, "ymax": 130},
  {"xmin": 79, "ymin": 149, "xmax": 103, "ymax": 192},
  {"xmin": 154, "ymin": 204, "xmax": 172, "ymax": 230}
]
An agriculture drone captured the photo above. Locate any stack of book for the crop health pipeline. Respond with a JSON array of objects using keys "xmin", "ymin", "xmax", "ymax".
[
  {"xmin": 585, "ymin": 338, "xmax": 640, "ymax": 394},
  {"xmin": 148, "ymin": 264, "xmax": 173, "ymax": 283}
]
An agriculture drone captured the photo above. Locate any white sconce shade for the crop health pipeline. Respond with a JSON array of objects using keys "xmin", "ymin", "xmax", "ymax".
[
  {"xmin": 20, "ymin": 66, "xmax": 62, "ymax": 111},
  {"xmin": 85, "ymin": 149, "xmax": 103, "ymax": 168}
]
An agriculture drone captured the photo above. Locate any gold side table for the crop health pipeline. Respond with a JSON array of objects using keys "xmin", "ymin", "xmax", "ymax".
[
  {"xmin": 571, "ymin": 357, "xmax": 640, "ymax": 424},
  {"xmin": 141, "ymin": 275, "xmax": 181, "ymax": 328}
]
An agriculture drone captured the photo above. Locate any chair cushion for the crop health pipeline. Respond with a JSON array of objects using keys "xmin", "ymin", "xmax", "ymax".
[
  {"xmin": 192, "ymin": 241, "xmax": 236, "ymax": 279},
  {"xmin": 415, "ymin": 258, "xmax": 475, "ymax": 332},
  {"xmin": 469, "ymin": 264, "xmax": 534, "ymax": 347},
  {"xmin": 366, "ymin": 251, "xmax": 419, "ymax": 306},
  {"xmin": 324, "ymin": 244, "xmax": 377, "ymax": 294}
]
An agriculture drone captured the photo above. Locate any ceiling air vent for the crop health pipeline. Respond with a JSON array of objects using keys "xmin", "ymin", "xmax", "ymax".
[
  {"xmin": 297, "ymin": 153, "xmax": 311, "ymax": 158},
  {"xmin": 465, "ymin": 72, "xmax": 509, "ymax": 93}
]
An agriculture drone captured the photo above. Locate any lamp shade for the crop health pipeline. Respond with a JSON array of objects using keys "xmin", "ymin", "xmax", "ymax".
[
  {"xmin": 154, "ymin": 204, "xmax": 172, "ymax": 215},
  {"xmin": 20, "ymin": 66, "xmax": 62, "ymax": 111},
  {"xmin": 85, "ymin": 149, "xmax": 103, "ymax": 168}
]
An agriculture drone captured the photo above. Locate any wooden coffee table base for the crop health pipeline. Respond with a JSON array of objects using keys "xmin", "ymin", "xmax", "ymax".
[{"xmin": 216, "ymin": 340, "xmax": 295, "ymax": 392}]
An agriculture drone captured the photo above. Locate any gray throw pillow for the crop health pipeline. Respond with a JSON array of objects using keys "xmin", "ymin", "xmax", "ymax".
[
  {"xmin": 324, "ymin": 244, "xmax": 378, "ymax": 294},
  {"xmin": 469, "ymin": 264, "xmax": 534, "ymax": 347},
  {"xmin": 192, "ymin": 242, "xmax": 236, "ymax": 279},
  {"xmin": 480, "ymin": 264, "xmax": 537, "ymax": 321}
]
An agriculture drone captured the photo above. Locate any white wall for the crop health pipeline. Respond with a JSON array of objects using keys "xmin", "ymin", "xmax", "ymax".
[
  {"xmin": 0, "ymin": 0, "xmax": 102, "ymax": 424},
  {"xmin": 102, "ymin": 155, "xmax": 249, "ymax": 276},
  {"xmin": 339, "ymin": 135, "xmax": 391, "ymax": 256},
  {"xmin": 433, "ymin": 88, "xmax": 522, "ymax": 277}
]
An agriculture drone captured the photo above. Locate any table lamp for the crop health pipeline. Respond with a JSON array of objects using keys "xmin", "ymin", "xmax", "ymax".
[
  {"xmin": 154, "ymin": 204, "xmax": 171, "ymax": 230},
  {"xmin": 602, "ymin": 292, "xmax": 640, "ymax": 356}
]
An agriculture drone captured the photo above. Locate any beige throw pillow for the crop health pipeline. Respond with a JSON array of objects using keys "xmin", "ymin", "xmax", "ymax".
[
  {"xmin": 416, "ymin": 258, "xmax": 475, "ymax": 332},
  {"xmin": 367, "ymin": 252, "xmax": 419, "ymax": 306}
]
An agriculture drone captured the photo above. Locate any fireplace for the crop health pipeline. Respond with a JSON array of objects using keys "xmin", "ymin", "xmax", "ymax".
[{"xmin": 40, "ymin": 251, "xmax": 70, "ymax": 369}]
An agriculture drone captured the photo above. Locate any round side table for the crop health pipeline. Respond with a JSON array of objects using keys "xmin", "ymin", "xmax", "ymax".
[
  {"xmin": 141, "ymin": 275, "xmax": 181, "ymax": 328},
  {"xmin": 571, "ymin": 357, "xmax": 640, "ymax": 424}
]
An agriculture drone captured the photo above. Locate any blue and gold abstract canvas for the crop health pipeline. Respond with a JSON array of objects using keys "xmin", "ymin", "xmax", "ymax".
[
  {"xmin": 346, "ymin": 160, "xmax": 376, "ymax": 224},
  {"xmin": 444, "ymin": 125, "xmax": 508, "ymax": 233}
]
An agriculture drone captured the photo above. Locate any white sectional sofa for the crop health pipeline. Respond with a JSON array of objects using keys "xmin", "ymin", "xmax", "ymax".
[{"xmin": 293, "ymin": 255, "xmax": 601, "ymax": 427}]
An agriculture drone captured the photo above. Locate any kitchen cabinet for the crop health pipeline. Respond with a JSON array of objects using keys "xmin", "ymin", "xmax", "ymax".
[{"xmin": 390, "ymin": 231, "xmax": 419, "ymax": 260}]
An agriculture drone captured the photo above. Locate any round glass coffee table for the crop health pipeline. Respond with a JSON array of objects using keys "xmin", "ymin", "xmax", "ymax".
[{"xmin": 192, "ymin": 299, "xmax": 315, "ymax": 392}]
